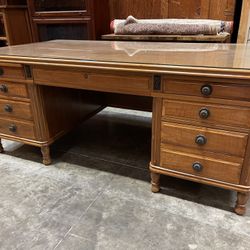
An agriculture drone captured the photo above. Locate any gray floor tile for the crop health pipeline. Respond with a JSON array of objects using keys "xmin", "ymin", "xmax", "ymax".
[
  {"xmin": 0, "ymin": 172, "xmax": 101, "ymax": 249},
  {"xmin": 55, "ymin": 234, "xmax": 95, "ymax": 250},
  {"xmin": 0, "ymin": 213, "xmax": 72, "ymax": 250},
  {"xmin": 89, "ymin": 168, "xmax": 250, "ymax": 237},
  {"xmin": 70, "ymin": 202, "xmax": 250, "ymax": 250},
  {"xmin": 34, "ymin": 153, "xmax": 122, "ymax": 187}
]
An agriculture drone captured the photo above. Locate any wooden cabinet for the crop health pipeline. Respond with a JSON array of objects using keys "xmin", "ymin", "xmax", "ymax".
[
  {"xmin": 27, "ymin": 0, "xmax": 110, "ymax": 41},
  {"xmin": 0, "ymin": 1, "xmax": 32, "ymax": 46},
  {"xmin": 150, "ymin": 76, "xmax": 250, "ymax": 215}
]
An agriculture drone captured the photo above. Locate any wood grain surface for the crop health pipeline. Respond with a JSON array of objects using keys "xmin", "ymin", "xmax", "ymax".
[{"xmin": 109, "ymin": 0, "xmax": 236, "ymax": 20}]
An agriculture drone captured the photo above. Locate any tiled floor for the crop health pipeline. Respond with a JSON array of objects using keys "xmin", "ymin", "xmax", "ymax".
[{"xmin": 0, "ymin": 107, "xmax": 249, "ymax": 250}]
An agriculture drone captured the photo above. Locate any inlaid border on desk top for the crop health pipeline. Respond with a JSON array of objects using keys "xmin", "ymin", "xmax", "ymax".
[{"xmin": 0, "ymin": 55, "xmax": 250, "ymax": 80}]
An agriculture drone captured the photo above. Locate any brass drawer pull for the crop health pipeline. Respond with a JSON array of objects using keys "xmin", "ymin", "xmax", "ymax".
[
  {"xmin": 192, "ymin": 162, "xmax": 203, "ymax": 172},
  {"xmin": 199, "ymin": 108, "xmax": 210, "ymax": 119},
  {"xmin": 201, "ymin": 84, "xmax": 213, "ymax": 96},
  {"xmin": 9, "ymin": 124, "xmax": 17, "ymax": 133},
  {"xmin": 0, "ymin": 84, "xmax": 7, "ymax": 93},
  {"xmin": 195, "ymin": 135, "xmax": 207, "ymax": 146},
  {"xmin": 4, "ymin": 104, "xmax": 12, "ymax": 113}
]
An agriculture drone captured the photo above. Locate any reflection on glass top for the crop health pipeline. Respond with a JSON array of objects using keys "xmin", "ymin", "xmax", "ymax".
[{"xmin": 0, "ymin": 40, "xmax": 249, "ymax": 70}]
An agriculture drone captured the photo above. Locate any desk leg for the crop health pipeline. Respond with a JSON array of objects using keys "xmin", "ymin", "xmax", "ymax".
[
  {"xmin": 234, "ymin": 192, "xmax": 249, "ymax": 215},
  {"xmin": 151, "ymin": 172, "xmax": 160, "ymax": 193},
  {"xmin": 41, "ymin": 146, "xmax": 51, "ymax": 166},
  {"xmin": 0, "ymin": 139, "xmax": 3, "ymax": 153}
]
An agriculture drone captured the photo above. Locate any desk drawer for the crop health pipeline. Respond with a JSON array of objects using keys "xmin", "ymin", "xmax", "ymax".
[
  {"xmin": 0, "ymin": 81, "xmax": 29, "ymax": 98},
  {"xmin": 0, "ymin": 99, "xmax": 32, "ymax": 120},
  {"xmin": 163, "ymin": 79, "xmax": 250, "ymax": 101},
  {"xmin": 0, "ymin": 64, "xmax": 25, "ymax": 80},
  {"xmin": 161, "ymin": 122, "xmax": 248, "ymax": 157},
  {"xmin": 162, "ymin": 99, "xmax": 250, "ymax": 129},
  {"xmin": 33, "ymin": 67, "xmax": 151, "ymax": 96},
  {"xmin": 0, "ymin": 118, "xmax": 36, "ymax": 139},
  {"xmin": 160, "ymin": 148, "xmax": 242, "ymax": 184}
]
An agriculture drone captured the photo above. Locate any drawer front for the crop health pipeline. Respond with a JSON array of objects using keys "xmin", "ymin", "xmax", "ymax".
[
  {"xmin": 0, "ymin": 118, "xmax": 36, "ymax": 140},
  {"xmin": 160, "ymin": 148, "xmax": 242, "ymax": 184},
  {"xmin": 163, "ymin": 79, "xmax": 250, "ymax": 101},
  {"xmin": 161, "ymin": 122, "xmax": 248, "ymax": 157},
  {"xmin": 33, "ymin": 67, "xmax": 151, "ymax": 96},
  {"xmin": 162, "ymin": 99, "xmax": 250, "ymax": 129},
  {"xmin": 0, "ymin": 99, "xmax": 32, "ymax": 120},
  {"xmin": 0, "ymin": 81, "xmax": 29, "ymax": 98},
  {"xmin": 0, "ymin": 64, "xmax": 25, "ymax": 80}
]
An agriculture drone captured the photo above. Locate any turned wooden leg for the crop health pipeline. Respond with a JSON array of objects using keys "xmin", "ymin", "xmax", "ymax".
[
  {"xmin": 151, "ymin": 172, "xmax": 160, "ymax": 193},
  {"xmin": 0, "ymin": 139, "xmax": 4, "ymax": 153},
  {"xmin": 234, "ymin": 192, "xmax": 249, "ymax": 216},
  {"xmin": 41, "ymin": 146, "xmax": 51, "ymax": 166}
]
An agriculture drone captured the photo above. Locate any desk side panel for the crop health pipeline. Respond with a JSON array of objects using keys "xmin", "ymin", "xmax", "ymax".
[{"xmin": 29, "ymin": 84, "xmax": 105, "ymax": 144}]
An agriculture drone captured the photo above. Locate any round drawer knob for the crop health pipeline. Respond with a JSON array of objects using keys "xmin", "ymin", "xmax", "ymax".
[
  {"xmin": 192, "ymin": 162, "xmax": 203, "ymax": 172},
  {"xmin": 4, "ymin": 104, "xmax": 12, "ymax": 113},
  {"xmin": 195, "ymin": 135, "xmax": 207, "ymax": 146},
  {"xmin": 0, "ymin": 84, "xmax": 7, "ymax": 93},
  {"xmin": 9, "ymin": 124, "xmax": 17, "ymax": 133},
  {"xmin": 201, "ymin": 84, "xmax": 213, "ymax": 96},
  {"xmin": 199, "ymin": 108, "xmax": 210, "ymax": 119},
  {"xmin": 0, "ymin": 68, "xmax": 4, "ymax": 76}
]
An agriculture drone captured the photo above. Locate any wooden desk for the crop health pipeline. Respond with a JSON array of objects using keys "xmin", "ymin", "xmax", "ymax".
[{"xmin": 0, "ymin": 40, "xmax": 250, "ymax": 215}]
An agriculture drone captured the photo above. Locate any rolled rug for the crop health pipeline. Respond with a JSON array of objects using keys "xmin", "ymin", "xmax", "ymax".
[{"xmin": 111, "ymin": 16, "xmax": 233, "ymax": 35}]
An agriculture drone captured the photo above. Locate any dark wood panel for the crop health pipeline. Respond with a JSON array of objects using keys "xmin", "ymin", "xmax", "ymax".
[
  {"xmin": 168, "ymin": 0, "xmax": 210, "ymax": 19},
  {"xmin": 209, "ymin": 0, "xmax": 236, "ymax": 21},
  {"xmin": 0, "ymin": 0, "xmax": 26, "ymax": 6},
  {"xmin": 109, "ymin": 0, "xmax": 169, "ymax": 19},
  {"xmin": 3, "ymin": 8, "xmax": 33, "ymax": 45},
  {"xmin": 40, "ymin": 86, "xmax": 105, "ymax": 140},
  {"xmin": 104, "ymin": 93, "xmax": 153, "ymax": 111},
  {"xmin": 109, "ymin": 0, "xmax": 236, "ymax": 21},
  {"xmin": 32, "ymin": 0, "xmax": 87, "ymax": 12}
]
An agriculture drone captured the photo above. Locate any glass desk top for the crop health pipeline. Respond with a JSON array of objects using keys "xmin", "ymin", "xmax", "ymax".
[{"xmin": 0, "ymin": 40, "xmax": 249, "ymax": 70}]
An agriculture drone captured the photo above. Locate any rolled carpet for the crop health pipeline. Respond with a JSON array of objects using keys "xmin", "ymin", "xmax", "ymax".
[{"xmin": 111, "ymin": 16, "xmax": 233, "ymax": 35}]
